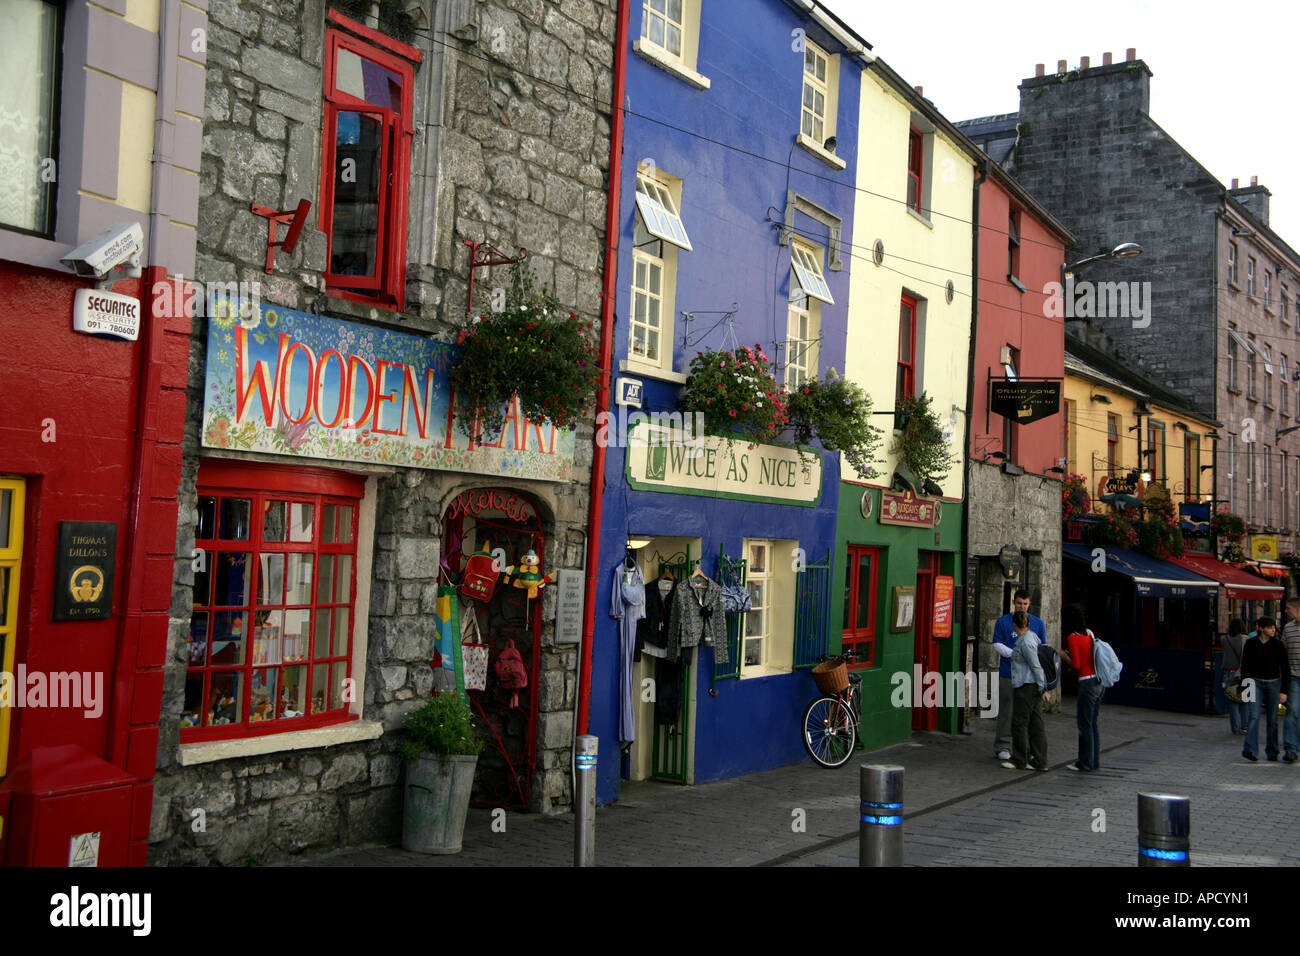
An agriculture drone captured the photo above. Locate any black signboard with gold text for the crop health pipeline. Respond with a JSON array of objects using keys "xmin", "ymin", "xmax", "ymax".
[
  {"xmin": 990, "ymin": 379, "xmax": 1062, "ymax": 425},
  {"xmin": 53, "ymin": 521, "xmax": 116, "ymax": 620}
]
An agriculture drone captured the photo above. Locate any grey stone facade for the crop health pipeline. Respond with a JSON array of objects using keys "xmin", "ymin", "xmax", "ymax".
[{"xmin": 150, "ymin": 0, "xmax": 615, "ymax": 865}]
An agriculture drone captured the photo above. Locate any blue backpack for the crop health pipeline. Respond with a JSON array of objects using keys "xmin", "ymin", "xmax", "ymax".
[
  {"xmin": 1090, "ymin": 629, "xmax": 1123, "ymax": 688},
  {"xmin": 1037, "ymin": 643, "xmax": 1060, "ymax": 691}
]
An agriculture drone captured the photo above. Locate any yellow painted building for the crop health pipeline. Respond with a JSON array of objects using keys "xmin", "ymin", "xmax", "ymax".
[
  {"xmin": 844, "ymin": 62, "xmax": 978, "ymax": 498},
  {"xmin": 1064, "ymin": 335, "xmax": 1217, "ymax": 509}
]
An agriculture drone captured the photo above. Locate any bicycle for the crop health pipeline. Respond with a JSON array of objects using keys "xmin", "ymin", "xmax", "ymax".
[{"xmin": 802, "ymin": 651, "xmax": 862, "ymax": 769}]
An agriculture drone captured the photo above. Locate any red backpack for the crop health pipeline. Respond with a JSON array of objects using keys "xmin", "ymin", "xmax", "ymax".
[
  {"xmin": 459, "ymin": 542, "xmax": 501, "ymax": 603},
  {"xmin": 493, "ymin": 638, "xmax": 529, "ymax": 709}
]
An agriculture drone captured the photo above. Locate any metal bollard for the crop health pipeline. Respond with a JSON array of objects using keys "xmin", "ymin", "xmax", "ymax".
[
  {"xmin": 574, "ymin": 735, "xmax": 597, "ymax": 867},
  {"xmin": 1137, "ymin": 792, "xmax": 1190, "ymax": 867},
  {"xmin": 860, "ymin": 764, "xmax": 904, "ymax": 867}
]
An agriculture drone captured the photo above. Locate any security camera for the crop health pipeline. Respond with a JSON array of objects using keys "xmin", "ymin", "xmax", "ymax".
[{"xmin": 60, "ymin": 221, "xmax": 144, "ymax": 280}]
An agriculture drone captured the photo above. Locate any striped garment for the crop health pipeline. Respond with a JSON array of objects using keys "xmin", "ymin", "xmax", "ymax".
[{"xmin": 1284, "ymin": 619, "xmax": 1300, "ymax": 674}]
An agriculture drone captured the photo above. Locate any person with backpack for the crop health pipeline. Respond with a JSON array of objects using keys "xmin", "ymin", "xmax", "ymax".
[
  {"xmin": 1002, "ymin": 610, "xmax": 1049, "ymax": 772},
  {"xmin": 1221, "ymin": 618, "xmax": 1250, "ymax": 736},
  {"xmin": 1058, "ymin": 604, "xmax": 1103, "ymax": 772}
]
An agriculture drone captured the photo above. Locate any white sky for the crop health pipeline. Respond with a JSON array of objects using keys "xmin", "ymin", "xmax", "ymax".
[{"xmin": 832, "ymin": 0, "xmax": 1300, "ymax": 245}]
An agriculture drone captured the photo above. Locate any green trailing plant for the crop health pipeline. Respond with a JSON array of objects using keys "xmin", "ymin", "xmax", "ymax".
[
  {"xmin": 400, "ymin": 692, "xmax": 484, "ymax": 761},
  {"xmin": 1222, "ymin": 540, "xmax": 1248, "ymax": 566},
  {"xmin": 680, "ymin": 344, "xmax": 789, "ymax": 443},
  {"xmin": 891, "ymin": 392, "xmax": 952, "ymax": 489},
  {"xmin": 1137, "ymin": 517, "xmax": 1184, "ymax": 559},
  {"xmin": 784, "ymin": 368, "xmax": 883, "ymax": 477},
  {"xmin": 450, "ymin": 264, "xmax": 601, "ymax": 440}
]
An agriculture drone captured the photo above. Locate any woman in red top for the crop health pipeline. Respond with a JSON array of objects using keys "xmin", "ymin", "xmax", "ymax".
[{"xmin": 1058, "ymin": 604, "xmax": 1103, "ymax": 771}]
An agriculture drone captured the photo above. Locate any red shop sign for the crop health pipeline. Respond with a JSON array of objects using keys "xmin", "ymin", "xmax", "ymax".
[
  {"xmin": 932, "ymin": 575, "xmax": 954, "ymax": 638},
  {"xmin": 446, "ymin": 488, "xmax": 536, "ymax": 524}
]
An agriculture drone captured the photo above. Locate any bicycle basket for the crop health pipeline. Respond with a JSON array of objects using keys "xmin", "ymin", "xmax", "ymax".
[{"xmin": 812, "ymin": 659, "xmax": 849, "ymax": 695}]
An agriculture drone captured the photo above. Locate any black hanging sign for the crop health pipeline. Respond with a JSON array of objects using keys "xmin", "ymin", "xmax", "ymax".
[
  {"xmin": 52, "ymin": 521, "xmax": 117, "ymax": 621},
  {"xmin": 990, "ymin": 379, "xmax": 1062, "ymax": 425}
]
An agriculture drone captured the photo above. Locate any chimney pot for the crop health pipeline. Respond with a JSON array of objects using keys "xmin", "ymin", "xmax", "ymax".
[
  {"xmin": 1058, "ymin": 59, "xmax": 1067, "ymax": 73},
  {"xmin": 914, "ymin": 85, "xmax": 923, "ymax": 96},
  {"xmin": 1232, "ymin": 178, "xmax": 1239, "ymax": 189},
  {"xmin": 1251, "ymin": 175, "xmax": 1259, "ymax": 186},
  {"xmin": 1080, "ymin": 55, "xmax": 1090, "ymax": 69},
  {"xmin": 1035, "ymin": 63, "xmax": 1045, "ymax": 77},
  {"xmin": 1103, "ymin": 51, "xmax": 1113, "ymax": 65},
  {"xmin": 1126, "ymin": 47, "xmax": 1136, "ymax": 61}
]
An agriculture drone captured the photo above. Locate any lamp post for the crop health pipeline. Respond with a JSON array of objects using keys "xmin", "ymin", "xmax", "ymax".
[{"xmin": 1062, "ymin": 242, "xmax": 1143, "ymax": 280}]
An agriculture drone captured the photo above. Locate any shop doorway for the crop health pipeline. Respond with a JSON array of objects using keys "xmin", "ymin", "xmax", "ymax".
[
  {"xmin": 625, "ymin": 536, "xmax": 700, "ymax": 785},
  {"xmin": 443, "ymin": 489, "xmax": 545, "ymax": 810},
  {"xmin": 912, "ymin": 550, "xmax": 941, "ymax": 731}
]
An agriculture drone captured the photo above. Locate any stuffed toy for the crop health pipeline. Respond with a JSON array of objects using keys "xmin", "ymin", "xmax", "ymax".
[{"xmin": 506, "ymin": 549, "xmax": 554, "ymax": 599}]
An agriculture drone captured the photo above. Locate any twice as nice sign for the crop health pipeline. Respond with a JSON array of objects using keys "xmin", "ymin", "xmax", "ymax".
[{"xmin": 201, "ymin": 301, "xmax": 575, "ymax": 480}]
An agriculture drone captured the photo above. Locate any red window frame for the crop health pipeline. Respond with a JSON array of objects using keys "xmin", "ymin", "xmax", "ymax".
[
  {"xmin": 842, "ymin": 545, "xmax": 880, "ymax": 668},
  {"xmin": 906, "ymin": 127, "xmax": 923, "ymax": 212},
  {"xmin": 319, "ymin": 20, "xmax": 419, "ymax": 312},
  {"xmin": 183, "ymin": 461, "xmax": 366, "ymax": 743},
  {"xmin": 896, "ymin": 294, "xmax": 917, "ymax": 409}
]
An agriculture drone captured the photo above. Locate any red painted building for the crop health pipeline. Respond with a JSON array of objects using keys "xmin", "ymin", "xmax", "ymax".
[
  {"xmin": 0, "ymin": 0, "xmax": 204, "ymax": 865},
  {"xmin": 963, "ymin": 162, "xmax": 1073, "ymax": 659}
]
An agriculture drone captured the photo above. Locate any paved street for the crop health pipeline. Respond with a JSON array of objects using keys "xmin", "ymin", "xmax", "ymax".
[{"xmin": 286, "ymin": 699, "xmax": 1300, "ymax": 867}]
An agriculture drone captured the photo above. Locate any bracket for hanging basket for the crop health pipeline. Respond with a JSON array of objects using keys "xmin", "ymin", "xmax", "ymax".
[
  {"xmin": 464, "ymin": 240, "xmax": 529, "ymax": 315},
  {"xmin": 251, "ymin": 199, "xmax": 311, "ymax": 274}
]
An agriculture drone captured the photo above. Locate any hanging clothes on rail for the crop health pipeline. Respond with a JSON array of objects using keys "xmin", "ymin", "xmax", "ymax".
[
  {"xmin": 636, "ymin": 574, "xmax": 676, "ymax": 661},
  {"xmin": 667, "ymin": 573, "xmax": 728, "ymax": 664},
  {"xmin": 609, "ymin": 561, "xmax": 645, "ymax": 743}
]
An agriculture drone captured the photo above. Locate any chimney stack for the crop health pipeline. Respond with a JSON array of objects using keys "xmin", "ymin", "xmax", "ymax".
[
  {"xmin": 1232, "ymin": 178, "xmax": 1239, "ymax": 189},
  {"xmin": 1126, "ymin": 47, "xmax": 1136, "ymax": 61},
  {"xmin": 1058, "ymin": 59, "xmax": 1067, "ymax": 73},
  {"xmin": 1080, "ymin": 55, "xmax": 1090, "ymax": 69},
  {"xmin": 1251, "ymin": 175, "xmax": 1259, "ymax": 186},
  {"xmin": 914, "ymin": 85, "xmax": 923, "ymax": 96},
  {"xmin": 1035, "ymin": 63, "xmax": 1045, "ymax": 77},
  {"xmin": 1103, "ymin": 51, "xmax": 1113, "ymax": 65},
  {"xmin": 1229, "ymin": 177, "xmax": 1272, "ymax": 226}
]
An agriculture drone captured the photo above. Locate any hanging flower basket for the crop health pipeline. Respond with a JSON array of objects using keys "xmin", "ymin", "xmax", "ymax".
[
  {"xmin": 449, "ymin": 265, "xmax": 601, "ymax": 440},
  {"xmin": 680, "ymin": 344, "xmax": 788, "ymax": 443},
  {"xmin": 1210, "ymin": 511, "xmax": 1246, "ymax": 540},
  {"xmin": 785, "ymin": 368, "xmax": 883, "ymax": 477},
  {"xmin": 1092, "ymin": 509, "xmax": 1138, "ymax": 550},
  {"xmin": 890, "ymin": 392, "xmax": 952, "ymax": 489},
  {"xmin": 1061, "ymin": 473, "xmax": 1091, "ymax": 520}
]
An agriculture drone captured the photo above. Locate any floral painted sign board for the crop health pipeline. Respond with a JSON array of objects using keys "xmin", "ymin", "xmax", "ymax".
[{"xmin": 201, "ymin": 300, "xmax": 576, "ymax": 481}]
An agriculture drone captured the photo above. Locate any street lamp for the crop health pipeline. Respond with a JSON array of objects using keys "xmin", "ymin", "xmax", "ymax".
[
  {"xmin": 1063, "ymin": 242, "xmax": 1144, "ymax": 279},
  {"xmin": 1278, "ymin": 425, "xmax": 1300, "ymax": 441}
]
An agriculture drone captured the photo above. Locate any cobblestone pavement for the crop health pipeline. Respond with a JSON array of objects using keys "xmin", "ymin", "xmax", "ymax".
[{"xmin": 284, "ymin": 699, "xmax": 1300, "ymax": 867}]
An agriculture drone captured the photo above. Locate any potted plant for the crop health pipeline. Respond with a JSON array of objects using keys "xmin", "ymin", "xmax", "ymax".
[
  {"xmin": 890, "ymin": 392, "xmax": 952, "ymax": 491},
  {"xmin": 679, "ymin": 344, "xmax": 789, "ymax": 444},
  {"xmin": 785, "ymin": 368, "xmax": 883, "ymax": 477},
  {"xmin": 450, "ymin": 264, "xmax": 602, "ymax": 441},
  {"xmin": 400, "ymin": 692, "xmax": 483, "ymax": 854}
]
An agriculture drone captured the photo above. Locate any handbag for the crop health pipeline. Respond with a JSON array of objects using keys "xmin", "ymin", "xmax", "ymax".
[
  {"xmin": 1226, "ymin": 674, "xmax": 1245, "ymax": 704},
  {"xmin": 721, "ymin": 583, "xmax": 752, "ymax": 614},
  {"xmin": 460, "ymin": 605, "xmax": 489, "ymax": 692}
]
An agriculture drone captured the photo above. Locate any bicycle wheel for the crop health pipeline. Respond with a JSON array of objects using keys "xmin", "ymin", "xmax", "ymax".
[{"xmin": 803, "ymin": 695, "xmax": 856, "ymax": 768}]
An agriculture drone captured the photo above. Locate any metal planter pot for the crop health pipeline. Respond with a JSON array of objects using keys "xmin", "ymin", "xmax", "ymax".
[{"xmin": 402, "ymin": 753, "xmax": 477, "ymax": 854}]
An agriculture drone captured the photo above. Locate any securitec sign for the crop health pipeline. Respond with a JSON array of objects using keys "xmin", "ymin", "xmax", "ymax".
[
  {"xmin": 989, "ymin": 379, "xmax": 1061, "ymax": 425},
  {"xmin": 72, "ymin": 289, "xmax": 141, "ymax": 341},
  {"xmin": 878, "ymin": 490, "xmax": 938, "ymax": 528}
]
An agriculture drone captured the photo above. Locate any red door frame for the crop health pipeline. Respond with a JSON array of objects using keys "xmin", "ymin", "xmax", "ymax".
[{"xmin": 912, "ymin": 551, "xmax": 941, "ymax": 731}]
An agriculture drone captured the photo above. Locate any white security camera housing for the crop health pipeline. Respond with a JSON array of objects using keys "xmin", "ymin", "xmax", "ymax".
[{"xmin": 60, "ymin": 221, "xmax": 144, "ymax": 280}]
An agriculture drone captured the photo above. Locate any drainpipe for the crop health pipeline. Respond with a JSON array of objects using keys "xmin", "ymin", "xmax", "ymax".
[
  {"xmin": 959, "ymin": 159, "xmax": 988, "ymax": 735},
  {"xmin": 105, "ymin": 0, "xmax": 183, "ymax": 772},
  {"xmin": 576, "ymin": 0, "xmax": 628, "ymax": 738}
]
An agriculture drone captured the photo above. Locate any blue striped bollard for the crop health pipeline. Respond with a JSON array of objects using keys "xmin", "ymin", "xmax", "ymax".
[
  {"xmin": 574, "ymin": 735, "xmax": 597, "ymax": 867},
  {"xmin": 860, "ymin": 764, "xmax": 904, "ymax": 866},
  {"xmin": 1137, "ymin": 792, "xmax": 1189, "ymax": 867}
]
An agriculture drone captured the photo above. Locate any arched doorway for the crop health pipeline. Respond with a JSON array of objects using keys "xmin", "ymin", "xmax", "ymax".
[{"xmin": 442, "ymin": 488, "xmax": 545, "ymax": 810}]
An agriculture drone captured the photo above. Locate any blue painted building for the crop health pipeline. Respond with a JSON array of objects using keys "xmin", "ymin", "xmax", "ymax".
[{"xmin": 591, "ymin": 0, "xmax": 870, "ymax": 803}]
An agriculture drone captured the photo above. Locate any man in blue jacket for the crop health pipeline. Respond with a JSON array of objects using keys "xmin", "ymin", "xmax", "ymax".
[{"xmin": 991, "ymin": 589, "xmax": 1046, "ymax": 761}]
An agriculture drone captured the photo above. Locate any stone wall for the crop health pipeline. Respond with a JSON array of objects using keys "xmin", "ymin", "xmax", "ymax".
[{"xmin": 151, "ymin": 0, "xmax": 615, "ymax": 864}]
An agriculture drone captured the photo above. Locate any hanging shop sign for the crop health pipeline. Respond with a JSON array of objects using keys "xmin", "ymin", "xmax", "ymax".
[
  {"xmin": 1251, "ymin": 535, "xmax": 1279, "ymax": 561},
  {"xmin": 932, "ymin": 575, "xmax": 954, "ymax": 638},
  {"xmin": 72, "ymin": 289, "xmax": 141, "ymax": 341},
  {"xmin": 998, "ymin": 545, "xmax": 1023, "ymax": 582},
  {"xmin": 624, "ymin": 422, "xmax": 822, "ymax": 506},
  {"xmin": 989, "ymin": 379, "xmax": 1061, "ymax": 425},
  {"xmin": 878, "ymin": 490, "xmax": 938, "ymax": 528},
  {"xmin": 52, "ymin": 522, "xmax": 117, "ymax": 621},
  {"xmin": 200, "ymin": 300, "xmax": 575, "ymax": 481},
  {"xmin": 445, "ymin": 489, "xmax": 537, "ymax": 524}
]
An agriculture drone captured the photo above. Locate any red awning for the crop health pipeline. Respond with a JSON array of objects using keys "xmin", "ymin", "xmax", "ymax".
[{"xmin": 1170, "ymin": 554, "xmax": 1285, "ymax": 600}]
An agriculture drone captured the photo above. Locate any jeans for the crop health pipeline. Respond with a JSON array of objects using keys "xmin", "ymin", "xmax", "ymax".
[
  {"xmin": 1011, "ymin": 683, "xmax": 1047, "ymax": 769},
  {"xmin": 1285, "ymin": 676, "xmax": 1300, "ymax": 755},
  {"xmin": 1224, "ymin": 670, "xmax": 1250, "ymax": 733},
  {"xmin": 1076, "ymin": 677, "xmax": 1103, "ymax": 770},
  {"xmin": 1244, "ymin": 678, "xmax": 1282, "ymax": 759},
  {"xmin": 995, "ymin": 675, "xmax": 1013, "ymax": 754}
]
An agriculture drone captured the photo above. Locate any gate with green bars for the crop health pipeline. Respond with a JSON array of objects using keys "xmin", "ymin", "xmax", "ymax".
[{"xmin": 649, "ymin": 548, "xmax": 696, "ymax": 783}]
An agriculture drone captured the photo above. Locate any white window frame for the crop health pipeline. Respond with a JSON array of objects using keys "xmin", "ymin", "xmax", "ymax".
[
  {"xmin": 633, "ymin": 0, "xmax": 710, "ymax": 89},
  {"xmin": 740, "ymin": 539, "xmax": 797, "ymax": 678},
  {"xmin": 635, "ymin": 173, "xmax": 692, "ymax": 251},
  {"xmin": 790, "ymin": 240, "xmax": 833, "ymax": 304},
  {"xmin": 801, "ymin": 41, "xmax": 830, "ymax": 144},
  {"xmin": 786, "ymin": 286, "xmax": 819, "ymax": 388},
  {"xmin": 626, "ymin": 165, "xmax": 686, "ymax": 377},
  {"xmin": 631, "ymin": 246, "xmax": 666, "ymax": 368}
]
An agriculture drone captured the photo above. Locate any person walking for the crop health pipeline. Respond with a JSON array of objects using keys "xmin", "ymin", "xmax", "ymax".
[
  {"xmin": 1058, "ymin": 604, "xmax": 1102, "ymax": 772},
  {"xmin": 1281, "ymin": 599, "xmax": 1300, "ymax": 763},
  {"xmin": 991, "ymin": 589, "xmax": 1046, "ymax": 762},
  {"xmin": 1221, "ymin": 618, "xmax": 1250, "ymax": 735},
  {"xmin": 1240, "ymin": 616, "xmax": 1290, "ymax": 762},
  {"xmin": 1002, "ymin": 610, "xmax": 1049, "ymax": 772}
]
